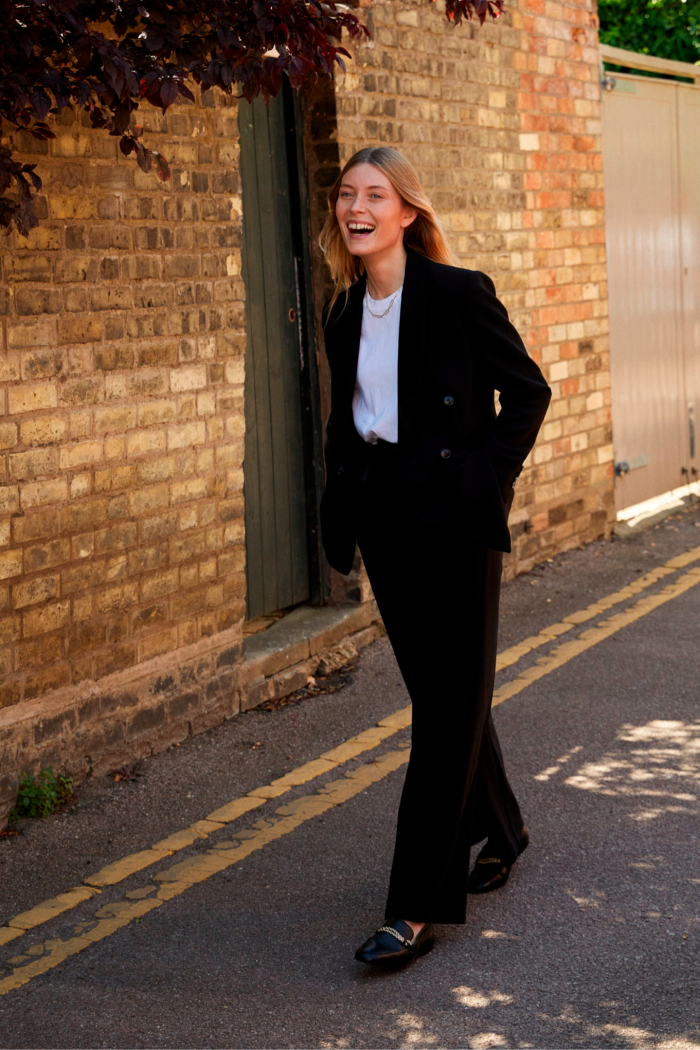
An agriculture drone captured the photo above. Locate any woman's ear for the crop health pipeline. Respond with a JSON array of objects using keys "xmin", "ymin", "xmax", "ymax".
[{"xmin": 401, "ymin": 208, "xmax": 418, "ymax": 229}]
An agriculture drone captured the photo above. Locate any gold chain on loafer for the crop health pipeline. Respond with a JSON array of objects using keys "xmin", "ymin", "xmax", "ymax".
[{"xmin": 376, "ymin": 925, "xmax": 414, "ymax": 949}]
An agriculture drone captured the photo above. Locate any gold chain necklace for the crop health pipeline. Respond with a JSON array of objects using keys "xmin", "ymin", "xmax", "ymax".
[{"xmin": 364, "ymin": 284, "xmax": 402, "ymax": 319}]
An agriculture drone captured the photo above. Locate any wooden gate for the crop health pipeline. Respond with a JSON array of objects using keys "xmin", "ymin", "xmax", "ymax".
[
  {"xmin": 239, "ymin": 89, "xmax": 317, "ymax": 620},
  {"xmin": 601, "ymin": 47, "xmax": 700, "ymax": 514}
]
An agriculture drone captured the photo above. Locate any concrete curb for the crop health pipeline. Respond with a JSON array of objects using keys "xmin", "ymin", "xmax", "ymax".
[
  {"xmin": 614, "ymin": 493, "xmax": 700, "ymax": 538},
  {"xmin": 0, "ymin": 601, "xmax": 383, "ymax": 830},
  {"xmin": 240, "ymin": 602, "xmax": 383, "ymax": 712}
]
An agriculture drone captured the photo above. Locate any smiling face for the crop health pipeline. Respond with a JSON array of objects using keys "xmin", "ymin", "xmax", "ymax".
[{"xmin": 335, "ymin": 163, "xmax": 417, "ymax": 262}]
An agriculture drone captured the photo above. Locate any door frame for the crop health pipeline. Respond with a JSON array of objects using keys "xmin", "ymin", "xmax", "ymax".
[
  {"xmin": 240, "ymin": 81, "xmax": 328, "ymax": 612},
  {"xmin": 279, "ymin": 82, "xmax": 329, "ymax": 606}
]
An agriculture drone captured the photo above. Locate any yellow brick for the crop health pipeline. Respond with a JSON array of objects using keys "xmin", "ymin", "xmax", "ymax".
[
  {"xmin": 9, "ymin": 448, "xmax": 58, "ymax": 480},
  {"xmin": 18, "ymin": 226, "xmax": 62, "ymax": 252},
  {"xmin": 140, "ymin": 569, "xmax": 179, "ymax": 601},
  {"xmin": 215, "ymin": 444, "xmax": 242, "ymax": 469},
  {"xmin": 96, "ymin": 583, "xmax": 138, "ymax": 614},
  {"xmin": 171, "ymin": 478, "xmax": 206, "ymax": 504},
  {"xmin": 72, "ymin": 594, "xmax": 93, "ymax": 621},
  {"xmin": 22, "ymin": 601, "xmax": 70, "ymax": 638},
  {"xmin": 94, "ymin": 466, "xmax": 134, "ymax": 493},
  {"xmin": 170, "ymin": 365, "xmax": 207, "ymax": 392},
  {"xmin": 6, "ymin": 320, "xmax": 55, "ymax": 351},
  {"xmin": 20, "ymin": 416, "xmax": 66, "ymax": 446},
  {"xmin": 138, "ymin": 400, "xmax": 177, "ymax": 427},
  {"xmin": 0, "ymin": 550, "xmax": 23, "ymax": 581},
  {"xmin": 219, "ymin": 552, "xmax": 245, "ymax": 585},
  {"xmin": 70, "ymin": 473, "xmax": 92, "ymax": 499},
  {"xmin": 196, "ymin": 391, "xmax": 216, "ymax": 415},
  {"xmin": 70, "ymin": 409, "xmax": 93, "ymax": 439},
  {"xmin": 105, "ymin": 437, "xmax": 125, "ymax": 459},
  {"xmin": 20, "ymin": 478, "xmax": 70, "ymax": 508},
  {"xmin": 8, "ymin": 382, "xmax": 58, "ymax": 415},
  {"xmin": 196, "ymin": 448, "xmax": 214, "ymax": 474},
  {"xmin": 167, "ymin": 422, "xmax": 206, "ymax": 450},
  {"xmin": 127, "ymin": 430, "xmax": 166, "ymax": 457},
  {"xmin": 222, "ymin": 520, "xmax": 244, "ymax": 544},
  {"xmin": 13, "ymin": 573, "xmax": 59, "ymax": 608},
  {"xmin": 59, "ymin": 440, "xmax": 103, "ymax": 470},
  {"xmin": 179, "ymin": 508, "xmax": 197, "ymax": 531},
  {"xmin": 129, "ymin": 483, "xmax": 169, "ymax": 516},
  {"xmin": 138, "ymin": 626, "xmax": 178, "ymax": 660},
  {"xmin": 59, "ymin": 317, "xmax": 103, "ymax": 348},
  {"xmin": 51, "ymin": 195, "xmax": 96, "ymax": 220},
  {"xmin": 95, "ymin": 406, "xmax": 137, "ymax": 434},
  {"xmin": 0, "ymin": 354, "xmax": 20, "ymax": 383},
  {"xmin": 137, "ymin": 456, "xmax": 175, "ymax": 485},
  {"xmin": 0, "ymin": 485, "xmax": 20, "ymax": 515},
  {"xmin": 0, "ymin": 424, "xmax": 18, "ymax": 450}
]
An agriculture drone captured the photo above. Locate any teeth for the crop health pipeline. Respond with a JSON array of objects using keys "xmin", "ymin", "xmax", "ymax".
[{"xmin": 348, "ymin": 223, "xmax": 375, "ymax": 232}]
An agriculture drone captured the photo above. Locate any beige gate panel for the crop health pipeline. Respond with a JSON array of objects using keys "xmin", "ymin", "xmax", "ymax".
[
  {"xmin": 603, "ymin": 78, "xmax": 687, "ymax": 512},
  {"xmin": 679, "ymin": 86, "xmax": 700, "ymax": 480}
]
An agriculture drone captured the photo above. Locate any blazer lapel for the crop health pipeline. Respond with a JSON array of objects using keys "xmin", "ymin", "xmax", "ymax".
[
  {"xmin": 330, "ymin": 274, "xmax": 365, "ymax": 431},
  {"xmin": 398, "ymin": 248, "xmax": 429, "ymax": 446}
]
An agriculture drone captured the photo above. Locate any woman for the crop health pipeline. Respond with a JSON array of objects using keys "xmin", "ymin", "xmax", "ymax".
[{"xmin": 319, "ymin": 147, "xmax": 551, "ymax": 967}]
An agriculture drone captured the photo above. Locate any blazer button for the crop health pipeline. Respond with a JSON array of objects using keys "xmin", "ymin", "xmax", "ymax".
[
  {"xmin": 440, "ymin": 448, "xmax": 451, "ymax": 460},
  {"xmin": 443, "ymin": 395, "xmax": 455, "ymax": 406},
  {"xmin": 337, "ymin": 465, "xmax": 344, "ymax": 475}
]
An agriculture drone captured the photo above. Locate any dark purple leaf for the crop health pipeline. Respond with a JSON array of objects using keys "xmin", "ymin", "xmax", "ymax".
[
  {"xmin": 30, "ymin": 91, "xmax": 51, "ymax": 121},
  {"xmin": 160, "ymin": 79, "xmax": 179, "ymax": 107},
  {"xmin": 0, "ymin": 0, "xmax": 500, "ymax": 235},
  {"xmin": 135, "ymin": 143, "xmax": 152, "ymax": 173},
  {"xmin": 154, "ymin": 152, "xmax": 171, "ymax": 182},
  {"xmin": 145, "ymin": 32, "xmax": 165, "ymax": 53}
]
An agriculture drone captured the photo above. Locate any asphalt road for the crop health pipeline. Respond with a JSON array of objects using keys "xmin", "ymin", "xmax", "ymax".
[{"xmin": 1, "ymin": 505, "xmax": 699, "ymax": 1050}]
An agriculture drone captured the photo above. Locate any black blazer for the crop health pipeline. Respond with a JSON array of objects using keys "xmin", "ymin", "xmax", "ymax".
[{"xmin": 320, "ymin": 248, "xmax": 552, "ymax": 575}]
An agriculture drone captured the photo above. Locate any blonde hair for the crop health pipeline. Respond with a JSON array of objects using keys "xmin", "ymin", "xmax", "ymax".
[{"xmin": 319, "ymin": 147, "xmax": 457, "ymax": 314}]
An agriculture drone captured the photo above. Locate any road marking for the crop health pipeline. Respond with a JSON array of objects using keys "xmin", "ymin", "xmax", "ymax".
[
  {"xmin": 0, "ymin": 747, "xmax": 411, "ymax": 995},
  {"xmin": 493, "ymin": 564, "xmax": 700, "ymax": 706},
  {"xmin": 495, "ymin": 544, "xmax": 700, "ymax": 673},
  {"xmin": 0, "ymin": 706, "xmax": 412, "ymax": 940},
  {"xmin": 0, "ymin": 888, "xmax": 100, "ymax": 948},
  {"xmin": 2, "ymin": 542, "xmax": 700, "ymax": 981}
]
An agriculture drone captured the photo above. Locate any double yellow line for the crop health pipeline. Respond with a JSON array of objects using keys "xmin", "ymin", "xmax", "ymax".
[{"xmin": 1, "ymin": 542, "xmax": 700, "ymax": 996}]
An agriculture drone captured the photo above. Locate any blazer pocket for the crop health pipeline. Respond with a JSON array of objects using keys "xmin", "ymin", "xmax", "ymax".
[
  {"xmin": 444, "ymin": 445, "xmax": 512, "ymax": 551},
  {"xmin": 320, "ymin": 479, "xmax": 357, "ymax": 577}
]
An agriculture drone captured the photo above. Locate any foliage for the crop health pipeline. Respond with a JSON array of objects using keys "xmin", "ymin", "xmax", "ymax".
[
  {"xmin": 598, "ymin": 0, "xmax": 700, "ymax": 66},
  {"xmin": 10, "ymin": 767, "xmax": 73, "ymax": 821},
  {"xmin": 0, "ymin": 0, "xmax": 504, "ymax": 236}
]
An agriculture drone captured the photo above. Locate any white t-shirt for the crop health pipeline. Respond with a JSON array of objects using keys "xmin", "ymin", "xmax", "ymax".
[{"xmin": 352, "ymin": 286, "xmax": 402, "ymax": 445}]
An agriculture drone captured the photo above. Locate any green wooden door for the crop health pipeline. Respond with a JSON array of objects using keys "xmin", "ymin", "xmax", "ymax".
[{"xmin": 239, "ymin": 93, "xmax": 310, "ymax": 620}]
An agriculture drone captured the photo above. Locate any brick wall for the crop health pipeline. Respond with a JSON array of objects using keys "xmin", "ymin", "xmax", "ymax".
[
  {"xmin": 0, "ymin": 90, "xmax": 247, "ymax": 712},
  {"xmin": 0, "ymin": 1, "xmax": 617, "ymax": 819},
  {"xmin": 329, "ymin": 0, "xmax": 614, "ymax": 575}
]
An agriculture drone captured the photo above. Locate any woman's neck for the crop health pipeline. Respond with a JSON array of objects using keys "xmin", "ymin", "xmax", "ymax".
[{"xmin": 364, "ymin": 244, "xmax": 407, "ymax": 300}]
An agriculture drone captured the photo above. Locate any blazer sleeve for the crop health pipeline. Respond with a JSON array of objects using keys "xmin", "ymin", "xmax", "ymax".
[{"xmin": 469, "ymin": 271, "xmax": 551, "ymax": 495}]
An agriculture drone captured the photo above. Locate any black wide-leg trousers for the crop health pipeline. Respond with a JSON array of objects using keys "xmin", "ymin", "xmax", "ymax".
[{"xmin": 354, "ymin": 440, "xmax": 525, "ymax": 924}]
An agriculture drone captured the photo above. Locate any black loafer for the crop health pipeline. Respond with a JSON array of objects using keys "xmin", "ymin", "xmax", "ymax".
[
  {"xmin": 354, "ymin": 918, "xmax": 435, "ymax": 967},
  {"xmin": 467, "ymin": 826, "xmax": 530, "ymax": 894}
]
